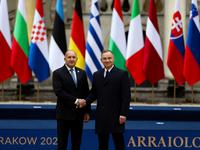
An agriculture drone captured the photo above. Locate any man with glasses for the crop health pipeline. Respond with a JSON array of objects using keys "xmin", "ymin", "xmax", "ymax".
[{"xmin": 76, "ymin": 50, "xmax": 130, "ymax": 150}]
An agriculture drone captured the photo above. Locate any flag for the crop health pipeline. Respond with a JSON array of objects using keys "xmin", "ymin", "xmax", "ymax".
[
  {"xmin": 0, "ymin": 0, "xmax": 14, "ymax": 83},
  {"xmin": 28, "ymin": 0, "xmax": 50, "ymax": 83},
  {"xmin": 167, "ymin": 0, "xmax": 185, "ymax": 86},
  {"xmin": 85, "ymin": 0, "xmax": 103, "ymax": 83},
  {"xmin": 11, "ymin": 0, "xmax": 32, "ymax": 84},
  {"xmin": 126, "ymin": 0, "xmax": 146, "ymax": 85},
  {"xmin": 69, "ymin": 0, "xmax": 85, "ymax": 70},
  {"xmin": 143, "ymin": 0, "xmax": 164, "ymax": 85},
  {"xmin": 49, "ymin": 0, "xmax": 67, "ymax": 72},
  {"xmin": 183, "ymin": 0, "xmax": 200, "ymax": 86},
  {"xmin": 109, "ymin": 0, "xmax": 128, "ymax": 72}
]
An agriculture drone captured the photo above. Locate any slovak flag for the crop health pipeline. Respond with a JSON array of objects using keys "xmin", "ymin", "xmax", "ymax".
[
  {"xmin": 167, "ymin": 0, "xmax": 185, "ymax": 86},
  {"xmin": 183, "ymin": 0, "xmax": 200, "ymax": 86},
  {"xmin": 28, "ymin": 0, "xmax": 50, "ymax": 83}
]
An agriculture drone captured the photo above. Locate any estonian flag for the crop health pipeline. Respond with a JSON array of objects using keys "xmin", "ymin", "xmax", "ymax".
[{"xmin": 49, "ymin": 0, "xmax": 67, "ymax": 72}]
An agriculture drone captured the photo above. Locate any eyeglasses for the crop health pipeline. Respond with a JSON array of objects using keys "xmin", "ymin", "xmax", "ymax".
[{"xmin": 102, "ymin": 57, "xmax": 113, "ymax": 61}]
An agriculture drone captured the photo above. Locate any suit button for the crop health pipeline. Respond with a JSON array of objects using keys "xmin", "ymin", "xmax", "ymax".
[{"xmin": 102, "ymin": 105, "xmax": 105, "ymax": 108}]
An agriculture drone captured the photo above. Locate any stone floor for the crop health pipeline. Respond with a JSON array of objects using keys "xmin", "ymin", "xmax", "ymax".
[{"xmin": 1, "ymin": 88, "xmax": 200, "ymax": 107}]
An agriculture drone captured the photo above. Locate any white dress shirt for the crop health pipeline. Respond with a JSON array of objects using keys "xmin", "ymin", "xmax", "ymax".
[
  {"xmin": 65, "ymin": 65, "xmax": 78, "ymax": 103},
  {"xmin": 104, "ymin": 65, "xmax": 114, "ymax": 77},
  {"xmin": 65, "ymin": 65, "xmax": 77, "ymax": 83}
]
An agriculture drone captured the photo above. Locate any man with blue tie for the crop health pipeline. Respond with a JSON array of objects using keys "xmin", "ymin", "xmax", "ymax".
[{"xmin": 52, "ymin": 50, "xmax": 90, "ymax": 150}]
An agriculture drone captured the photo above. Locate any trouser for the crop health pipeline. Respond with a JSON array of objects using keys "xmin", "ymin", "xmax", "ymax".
[
  {"xmin": 98, "ymin": 133, "xmax": 125, "ymax": 150},
  {"xmin": 57, "ymin": 119, "xmax": 83, "ymax": 150}
]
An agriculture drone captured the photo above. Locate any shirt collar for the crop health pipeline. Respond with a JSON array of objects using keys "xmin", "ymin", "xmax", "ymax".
[
  {"xmin": 65, "ymin": 65, "xmax": 75, "ymax": 71},
  {"xmin": 104, "ymin": 65, "xmax": 114, "ymax": 72}
]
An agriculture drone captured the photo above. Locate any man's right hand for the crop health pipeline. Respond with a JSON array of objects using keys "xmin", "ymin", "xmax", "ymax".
[{"xmin": 75, "ymin": 99, "xmax": 86, "ymax": 108}]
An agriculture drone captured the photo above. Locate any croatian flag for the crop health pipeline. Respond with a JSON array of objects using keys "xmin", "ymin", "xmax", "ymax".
[
  {"xmin": 183, "ymin": 0, "xmax": 200, "ymax": 86},
  {"xmin": 167, "ymin": 0, "xmax": 185, "ymax": 86},
  {"xmin": 28, "ymin": 0, "xmax": 50, "ymax": 83}
]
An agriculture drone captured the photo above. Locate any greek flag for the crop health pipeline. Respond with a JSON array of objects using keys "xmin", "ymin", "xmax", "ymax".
[{"xmin": 85, "ymin": 0, "xmax": 103, "ymax": 83}]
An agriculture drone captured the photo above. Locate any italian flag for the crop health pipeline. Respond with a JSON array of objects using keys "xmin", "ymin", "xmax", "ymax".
[
  {"xmin": 109, "ymin": 0, "xmax": 128, "ymax": 72},
  {"xmin": 126, "ymin": 0, "xmax": 146, "ymax": 85},
  {"xmin": 11, "ymin": 0, "xmax": 32, "ymax": 84}
]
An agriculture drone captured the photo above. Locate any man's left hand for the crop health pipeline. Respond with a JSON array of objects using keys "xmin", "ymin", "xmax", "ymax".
[
  {"xmin": 84, "ymin": 113, "xmax": 90, "ymax": 123},
  {"xmin": 119, "ymin": 116, "xmax": 126, "ymax": 124}
]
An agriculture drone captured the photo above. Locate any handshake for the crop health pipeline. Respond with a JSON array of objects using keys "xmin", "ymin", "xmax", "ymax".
[{"xmin": 75, "ymin": 99, "xmax": 86, "ymax": 108}]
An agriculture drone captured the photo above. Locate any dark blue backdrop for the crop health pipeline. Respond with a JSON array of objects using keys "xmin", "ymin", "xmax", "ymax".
[{"xmin": 1, "ymin": 105, "xmax": 200, "ymax": 149}]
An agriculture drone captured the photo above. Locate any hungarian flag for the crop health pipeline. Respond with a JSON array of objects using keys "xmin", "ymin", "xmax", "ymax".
[
  {"xmin": 69, "ymin": 0, "xmax": 85, "ymax": 70},
  {"xmin": 167, "ymin": 0, "xmax": 185, "ymax": 86},
  {"xmin": 183, "ymin": 0, "xmax": 200, "ymax": 86},
  {"xmin": 28, "ymin": 0, "xmax": 50, "ymax": 83},
  {"xmin": 143, "ymin": 0, "xmax": 164, "ymax": 85},
  {"xmin": 126, "ymin": 0, "xmax": 146, "ymax": 85},
  {"xmin": 0, "ymin": 0, "xmax": 14, "ymax": 83},
  {"xmin": 109, "ymin": 0, "xmax": 128, "ymax": 72},
  {"xmin": 11, "ymin": 0, "xmax": 32, "ymax": 84},
  {"xmin": 49, "ymin": 0, "xmax": 67, "ymax": 72}
]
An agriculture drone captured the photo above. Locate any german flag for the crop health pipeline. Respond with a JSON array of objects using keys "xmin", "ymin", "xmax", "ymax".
[{"xmin": 69, "ymin": 0, "xmax": 85, "ymax": 70}]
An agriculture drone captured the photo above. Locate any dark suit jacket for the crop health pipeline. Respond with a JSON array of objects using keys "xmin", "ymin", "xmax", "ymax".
[
  {"xmin": 85, "ymin": 66, "xmax": 130, "ymax": 134},
  {"xmin": 53, "ymin": 65, "xmax": 90, "ymax": 120}
]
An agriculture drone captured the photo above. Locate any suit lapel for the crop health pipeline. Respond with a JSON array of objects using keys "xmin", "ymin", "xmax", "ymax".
[
  {"xmin": 63, "ymin": 65, "xmax": 76, "ymax": 87},
  {"xmin": 103, "ymin": 66, "xmax": 117, "ymax": 85},
  {"xmin": 75, "ymin": 67, "xmax": 80, "ymax": 87},
  {"xmin": 99, "ymin": 69, "xmax": 104, "ymax": 82}
]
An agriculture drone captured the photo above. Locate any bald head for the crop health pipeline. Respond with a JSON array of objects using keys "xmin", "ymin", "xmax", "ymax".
[
  {"xmin": 64, "ymin": 50, "xmax": 78, "ymax": 68},
  {"xmin": 65, "ymin": 50, "xmax": 77, "ymax": 57}
]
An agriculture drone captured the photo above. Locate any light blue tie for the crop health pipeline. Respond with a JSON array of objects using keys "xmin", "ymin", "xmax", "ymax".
[{"xmin": 70, "ymin": 69, "xmax": 76, "ymax": 86}]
